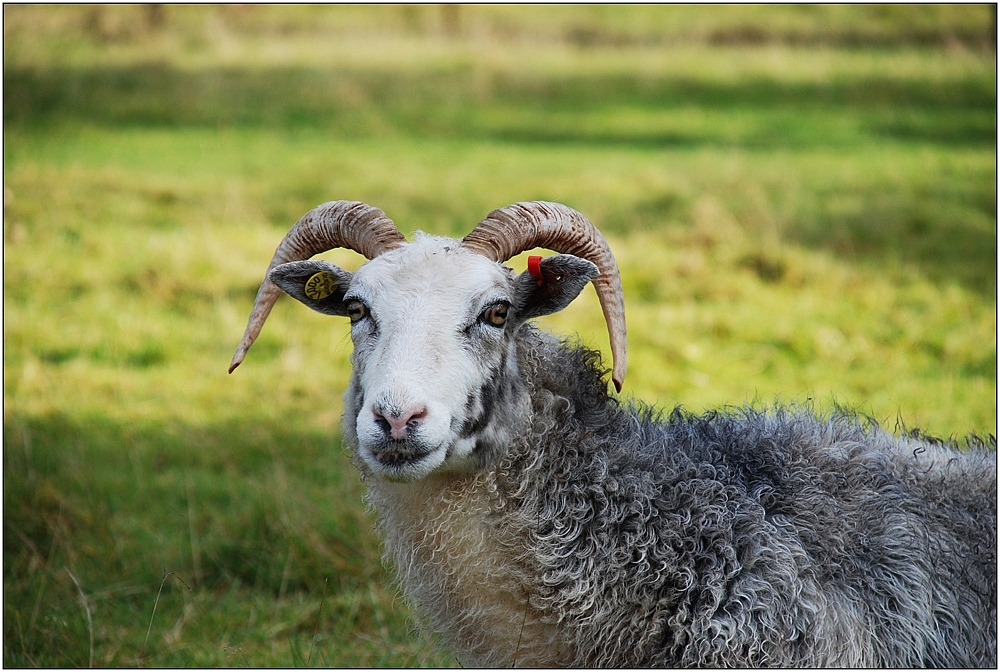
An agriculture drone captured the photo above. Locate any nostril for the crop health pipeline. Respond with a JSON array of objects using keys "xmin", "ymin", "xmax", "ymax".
[
  {"xmin": 373, "ymin": 415, "xmax": 392, "ymax": 435},
  {"xmin": 407, "ymin": 408, "xmax": 428, "ymax": 427}
]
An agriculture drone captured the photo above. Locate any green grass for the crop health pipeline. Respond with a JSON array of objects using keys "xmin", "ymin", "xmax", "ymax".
[{"xmin": 4, "ymin": 5, "xmax": 996, "ymax": 667}]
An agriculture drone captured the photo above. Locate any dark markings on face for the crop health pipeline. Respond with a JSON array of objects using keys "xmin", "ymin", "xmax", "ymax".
[
  {"xmin": 460, "ymin": 374, "xmax": 501, "ymax": 438},
  {"xmin": 346, "ymin": 378, "xmax": 366, "ymax": 438},
  {"xmin": 458, "ymin": 350, "xmax": 509, "ymax": 441}
]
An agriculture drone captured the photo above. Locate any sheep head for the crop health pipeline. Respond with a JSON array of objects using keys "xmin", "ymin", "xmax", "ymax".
[{"xmin": 230, "ymin": 200, "xmax": 627, "ymax": 482}]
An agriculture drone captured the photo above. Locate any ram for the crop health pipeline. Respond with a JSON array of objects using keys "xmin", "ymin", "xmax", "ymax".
[{"xmin": 230, "ymin": 200, "xmax": 996, "ymax": 667}]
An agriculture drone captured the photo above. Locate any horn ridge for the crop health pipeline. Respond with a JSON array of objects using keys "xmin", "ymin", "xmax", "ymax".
[
  {"xmin": 461, "ymin": 201, "xmax": 628, "ymax": 392},
  {"xmin": 229, "ymin": 200, "xmax": 405, "ymax": 373},
  {"xmin": 280, "ymin": 200, "xmax": 405, "ymax": 263}
]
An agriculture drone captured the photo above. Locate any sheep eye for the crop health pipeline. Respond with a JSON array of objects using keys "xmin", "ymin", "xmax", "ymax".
[
  {"xmin": 481, "ymin": 302, "xmax": 509, "ymax": 328},
  {"xmin": 345, "ymin": 300, "xmax": 368, "ymax": 323}
]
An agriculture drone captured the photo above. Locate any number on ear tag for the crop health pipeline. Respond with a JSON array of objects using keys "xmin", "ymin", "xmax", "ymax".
[{"xmin": 304, "ymin": 272, "xmax": 338, "ymax": 300}]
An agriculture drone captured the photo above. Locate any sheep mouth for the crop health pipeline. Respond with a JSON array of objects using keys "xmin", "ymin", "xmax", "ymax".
[
  {"xmin": 362, "ymin": 439, "xmax": 443, "ymax": 482},
  {"xmin": 371, "ymin": 444, "xmax": 430, "ymax": 467}
]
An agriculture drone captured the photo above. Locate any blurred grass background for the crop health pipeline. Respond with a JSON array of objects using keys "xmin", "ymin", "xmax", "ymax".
[{"xmin": 3, "ymin": 5, "xmax": 996, "ymax": 667}]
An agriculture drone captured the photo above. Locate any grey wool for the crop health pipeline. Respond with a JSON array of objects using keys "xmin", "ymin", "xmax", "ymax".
[{"xmin": 355, "ymin": 327, "xmax": 997, "ymax": 667}]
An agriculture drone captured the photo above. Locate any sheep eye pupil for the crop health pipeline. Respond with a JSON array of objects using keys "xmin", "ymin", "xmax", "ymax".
[
  {"xmin": 346, "ymin": 300, "xmax": 367, "ymax": 323},
  {"xmin": 483, "ymin": 303, "xmax": 508, "ymax": 327}
]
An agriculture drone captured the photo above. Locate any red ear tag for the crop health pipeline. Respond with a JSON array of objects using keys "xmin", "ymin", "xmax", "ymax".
[{"xmin": 527, "ymin": 255, "xmax": 544, "ymax": 286}]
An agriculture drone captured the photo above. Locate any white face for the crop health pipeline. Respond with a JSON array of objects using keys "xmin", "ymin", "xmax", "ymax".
[
  {"xmin": 342, "ymin": 236, "xmax": 528, "ymax": 482},
  {"xmin": 265, "ymin": 231, "xmax": 600, "ymax": 482}
]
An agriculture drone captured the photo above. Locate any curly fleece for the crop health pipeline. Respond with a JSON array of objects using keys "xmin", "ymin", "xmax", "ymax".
[{"xmin": 353, "ymin": 326, "xmax": 996, "ymax": 667}]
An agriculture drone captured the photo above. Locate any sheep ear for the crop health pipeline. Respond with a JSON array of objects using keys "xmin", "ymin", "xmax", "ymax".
[
  {"xmin": 268, "ymin": 260, "xmax": 353, "ymax": 316},
  {"xmin": 513, "ymin": 254, "xmax": 599, "ymax": 321}
]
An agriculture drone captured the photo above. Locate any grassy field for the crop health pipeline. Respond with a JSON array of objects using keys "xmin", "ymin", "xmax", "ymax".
[{"xmin": 3, "ymin": 5, "xmax": 996, "ymax": 667}]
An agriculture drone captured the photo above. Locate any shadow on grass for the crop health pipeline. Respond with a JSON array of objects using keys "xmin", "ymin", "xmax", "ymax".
[
  {"xmin": 4, "ymin": 65, "xmax": 996, "ymax": 145},
  {"xmin": 2, "ymin": 412, "xmax": 429, "ymax": 667}
]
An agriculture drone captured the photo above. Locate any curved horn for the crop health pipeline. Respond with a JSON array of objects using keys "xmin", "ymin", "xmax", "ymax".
[
  {"xmin": 229, "ymin": 200, "xmax": 405, "ymax": 373},
  {"xmin": 461, "ymin": 201, "xmax": 627, "ymax": 392}
]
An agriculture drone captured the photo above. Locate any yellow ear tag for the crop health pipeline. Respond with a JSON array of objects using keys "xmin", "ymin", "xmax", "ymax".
[{"xmin": 304, "ymin": 272, "xmax": 338, "ymax": 300}]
